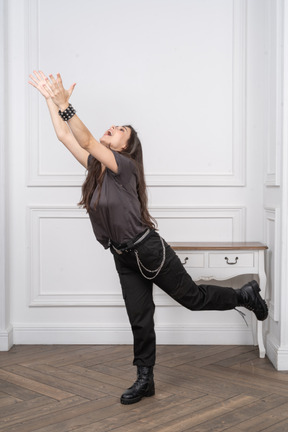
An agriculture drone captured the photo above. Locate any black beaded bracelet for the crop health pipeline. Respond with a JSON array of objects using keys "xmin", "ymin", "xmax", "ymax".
[{"xmin": 58, "ymin": 103, "xmax": 76, "ymax": 121}]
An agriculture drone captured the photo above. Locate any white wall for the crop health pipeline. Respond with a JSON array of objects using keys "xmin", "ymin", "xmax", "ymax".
[
  {"xmin": 263, "ymin": 0, "xmax": 288, "ymax": 370},
  {"xmin": 2, "ymin": 0, "xmax": 286, "ymax": 364},
  {"xmin": 0, "ymin": 0, "xmax": 12, "ymax": 350}
]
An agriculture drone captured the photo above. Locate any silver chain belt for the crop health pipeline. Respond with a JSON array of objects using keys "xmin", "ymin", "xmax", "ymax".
[
  {"xmin": 111, "ymin": 229, "xmax": 151, "ymax": 255},
  {"xmin": 134, "ymin": 236, "xmax": 166, "ymax": 280}
]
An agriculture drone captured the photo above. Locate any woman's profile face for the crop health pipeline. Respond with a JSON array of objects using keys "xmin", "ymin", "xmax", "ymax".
[{"xmin": 100, "ymin": 125, "xmax": 131, "ymax": 152}]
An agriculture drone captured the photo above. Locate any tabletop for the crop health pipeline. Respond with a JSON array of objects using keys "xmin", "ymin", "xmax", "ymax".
[{"xmin": 169, "ymin": 242, "xmax": 268, "ymax": 251}]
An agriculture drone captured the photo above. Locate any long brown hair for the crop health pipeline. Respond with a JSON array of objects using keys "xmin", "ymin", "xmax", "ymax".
[{"xmin": 78, "ymin": 125, "xmax": 157, "ymax": 230}]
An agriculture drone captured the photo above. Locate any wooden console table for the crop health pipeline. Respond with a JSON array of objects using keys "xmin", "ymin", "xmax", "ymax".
[{"xmin": 169, "ymin": 242, "xmax": 268, "ymax": 358}]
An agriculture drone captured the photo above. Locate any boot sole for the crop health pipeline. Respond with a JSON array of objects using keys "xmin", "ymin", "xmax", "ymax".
[
  {"xmin": 120, "ymin": 388, "xmax": 155, "ymax": 405},
  {"xmin": 249, "ymin": 280, "xmax": 268, "ymax": 321}
]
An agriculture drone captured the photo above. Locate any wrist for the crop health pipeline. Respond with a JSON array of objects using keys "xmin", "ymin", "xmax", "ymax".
[
  {"xmin": 58, "ymin": 103, "xmax": 76, "ymax": 122},
  {"xmin": 58, "ymin": 102, "xmax": 70, "ymax": 111}
]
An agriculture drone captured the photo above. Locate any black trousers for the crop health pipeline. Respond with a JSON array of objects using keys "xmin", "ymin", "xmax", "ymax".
[{"xmin": 111, "ymin": 230, "xmax": 238, "ymax": 367}]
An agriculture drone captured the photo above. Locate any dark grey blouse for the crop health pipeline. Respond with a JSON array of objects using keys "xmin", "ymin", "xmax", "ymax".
[{"xmin": 87, "ymin": 150, "xmax": 146, "ymax": 249}]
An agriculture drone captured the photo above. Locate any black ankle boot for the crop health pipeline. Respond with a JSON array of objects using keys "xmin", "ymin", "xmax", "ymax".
[
  {"xmin": 120, "ymin": 366, "xmax": 155, "ymax": 405},
  {"xmin": 235, "ymin": 280, "xmax": 268, "ymax": 321}
]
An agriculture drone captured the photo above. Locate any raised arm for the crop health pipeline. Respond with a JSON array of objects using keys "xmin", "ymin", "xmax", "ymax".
[
  {"xmin": 43, "ymin": 73, "xmax": 118, "ymax": 173},
  {"xmin": 28, "ymin": 71, "xmax": 89, "ymax": 168}
]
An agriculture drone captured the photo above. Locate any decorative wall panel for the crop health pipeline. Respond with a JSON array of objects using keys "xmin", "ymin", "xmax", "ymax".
[
  {"xmin": 264, "ymin": 0, "xmax": 283, "ymax": 186},
  {"xmin": 27, "ymin": 0, "xmax": 247, "ymax": 186},
  {"xmin": 28, "ymin": 206, "xmax": 246, "ymax": 306},
  {"xmin": 264, "ymin": 207, "xmax": 280, "ymax": 321}
]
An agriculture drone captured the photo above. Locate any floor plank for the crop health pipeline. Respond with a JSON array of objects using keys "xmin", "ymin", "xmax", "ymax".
[
  {"xmin": 1, "ymin": 345, "xmax": 288, "ymax": 432},
  {"xmin": 0, "ymin": 369, "xmax": 73, "ymax": 401}
]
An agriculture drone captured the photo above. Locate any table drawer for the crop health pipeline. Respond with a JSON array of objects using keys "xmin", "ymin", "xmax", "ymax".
[
  {"xmin": 208, "ymin": 253, "xmax": 254, "ymax": 268},
  {"xmin": 176, "ymin": 253, "xmax": 205, "ymax": 268}
]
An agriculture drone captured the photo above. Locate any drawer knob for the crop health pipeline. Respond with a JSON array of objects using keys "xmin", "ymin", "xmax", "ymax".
[
  {"xmin": 181, "ymin": 257, "xmax": 189, "ymax": 265},
  {"xmin": 225, "ymin": 256, "xmax": 238, "ymax": 265}
]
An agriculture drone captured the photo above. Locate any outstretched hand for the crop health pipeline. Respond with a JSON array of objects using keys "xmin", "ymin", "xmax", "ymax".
[
  {"xmin": 43, "ymin": 73, "xmax": 76, "ymax": 110},
  {"xmin": 44, "ymin": 73, "xmax": 76, "ymax": 111},
  {"xmin": 29, "ymin": 71, "xmax": 76, "ymax": 110},
  {"xmin": 28, "ymin": 70, "xmax": 51, "ymax": 99}
]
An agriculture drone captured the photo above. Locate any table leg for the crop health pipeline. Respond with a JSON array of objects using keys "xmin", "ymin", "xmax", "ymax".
[{"xmin": 257, "ymin": 251, "xmax": 267, "ymax": 358}]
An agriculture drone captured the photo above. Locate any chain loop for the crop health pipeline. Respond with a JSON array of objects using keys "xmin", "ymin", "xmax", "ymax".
[{"xmin": 134, "ymin": 237, "xmax": 166, "ymax": 280}]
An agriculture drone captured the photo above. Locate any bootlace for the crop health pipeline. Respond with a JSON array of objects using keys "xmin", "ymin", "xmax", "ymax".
[{"xmin": 234, "ymin": 308, "xmax": 248, "ymax": 327}]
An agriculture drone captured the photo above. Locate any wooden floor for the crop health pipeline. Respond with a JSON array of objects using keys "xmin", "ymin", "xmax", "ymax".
[{"xmin": 1, "ymin": 345, "xmax": 288, "ymax": 432}]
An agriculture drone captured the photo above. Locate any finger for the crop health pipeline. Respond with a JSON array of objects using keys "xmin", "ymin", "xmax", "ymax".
[
  {"xmin": 29, "ymin": 74, "xmax": 39, "ymax": 85},
  {"xmin": 43, "ymin": 83, "xmax": 54, "ymax": 96},
  {"xmin": 49, "ymin": 74, "xmax": 59, "ymax": 87},
  {"xmin": 39, "ymin": 70, "xmax": 47, "ymax": 80},
  {"xmin": 57, "ymin": 73, "xmax": 63, "ymax": 84},
  {"xmin": 49, "ymin": 74, "xmax": 58, "ymax": 87},
  {"xmin": 28, "ymin": 80, "xmax": 37, "ymax": 88},
  {"xmin": 44, "ymin": 76, "xmax": 54, "ymax": 90},
  {"xmin": 33, "ymin": 70, "xmax": 42, "ymax": 81},
  {"xmin": 43, "ymin": 78, "xmax": 54, "ymax": 94},
  {"xmin": 68, "ymin": 82, "xmax": 76, "ymax": 96},
  {"xmin": 47, "ymin": 75, "xmax": 59, "ymax": 92},
  {"xmin": 56, "ymin": 73, "xmax": 64, "ymax": 90}
]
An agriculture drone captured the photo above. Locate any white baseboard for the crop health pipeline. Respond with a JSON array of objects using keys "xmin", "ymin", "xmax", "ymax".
[
  {"xmin": 266, "ymin": 333, "xmax": 288, "ymax": 371},
  {"xmin": 0, "ymin": 325, "xmax": 14, "ymax": 351},
  {"xmin": 12, "ymin": 323, "xmax": 253, "ymax": 346}
]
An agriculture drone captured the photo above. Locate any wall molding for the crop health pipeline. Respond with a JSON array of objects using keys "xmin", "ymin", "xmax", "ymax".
[
  {"xmin": 265, "ymin": 0, "xmax": 283, "ymax": 187},
  {"xmin": 266, "ymin": 333, "xmax": 288, "ymax": 371},
  {"xmin": 264, "ymin": 207, "xmax": 281, "ymax": 321},
  {"xmin": 28, "ymin": 205, "xmax": 246, "ymax": 307},
  {"xmin": 12, "ymin": 322, "xmax": 253, "ymax": 346},
  {"xmin": 0, "ymin": 0, "xmax": 12, "ymax": 352},
  {"xmin": 26, "ymin": 0, "xmax": 247, "ymax": 187},
  {"xmin": 0, "ymin": 325, "xmax": 13, "ymax": 351}
]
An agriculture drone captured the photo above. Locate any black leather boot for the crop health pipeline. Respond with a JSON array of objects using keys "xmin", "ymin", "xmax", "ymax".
[
  {"xmin": 235, "ymin": 280, "xmax": 268, "ymax": 321},
  {"xmin": 120, "ymin": 366, "xmax": 155, "ymax": 405}
]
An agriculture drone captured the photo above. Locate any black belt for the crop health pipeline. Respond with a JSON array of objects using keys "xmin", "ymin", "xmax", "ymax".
[{"xmin": 110, "ymin": 229, "xmax": 152, "ymax": 254}]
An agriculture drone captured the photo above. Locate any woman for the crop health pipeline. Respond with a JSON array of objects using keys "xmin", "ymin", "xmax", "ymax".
[{"xmin": 29, "ymin": 71, "xmax": 268, "ymax": 405}]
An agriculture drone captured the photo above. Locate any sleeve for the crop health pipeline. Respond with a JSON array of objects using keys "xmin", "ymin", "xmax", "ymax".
[{"xmin": 110, "ymin": 150, "xmax": 137, "ymax": 184}]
